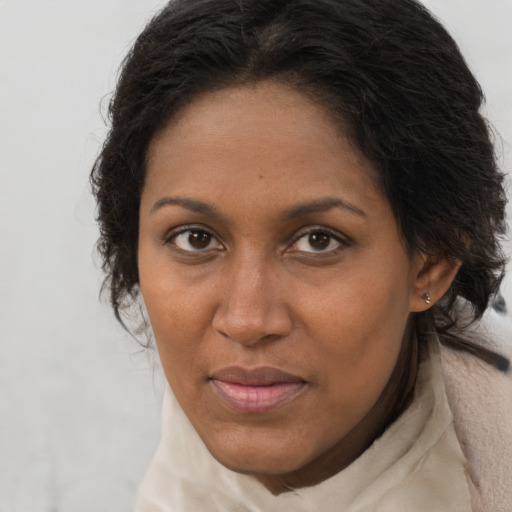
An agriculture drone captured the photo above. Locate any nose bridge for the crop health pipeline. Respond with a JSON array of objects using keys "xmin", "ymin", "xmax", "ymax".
[{"xmin": 212, "ymin": 248, "xmax": 290, "ymax": 344}]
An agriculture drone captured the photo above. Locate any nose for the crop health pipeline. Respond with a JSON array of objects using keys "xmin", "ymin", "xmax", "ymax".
[{"xmin": 212, "ymin": 255, "xmax": 292, "ymax": 347}]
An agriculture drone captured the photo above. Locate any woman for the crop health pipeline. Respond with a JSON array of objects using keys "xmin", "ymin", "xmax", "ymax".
[{"xmin": 91, "ymin": 0, "xmax": 512, "ymax": 510}]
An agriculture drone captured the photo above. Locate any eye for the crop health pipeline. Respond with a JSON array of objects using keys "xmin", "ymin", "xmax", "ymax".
[
  {"xmin": 291, "ymin": 229, "xmax": 345, "ymax": 254},
  {"xmin": 168, "ymin": 228, "xmax": 223, "ymax": 252}
]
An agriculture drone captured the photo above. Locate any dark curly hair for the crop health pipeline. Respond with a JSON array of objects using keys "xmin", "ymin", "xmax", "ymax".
[{"xmin": 91, "ymin": 0, "xmax": 508, "ymax": 369}]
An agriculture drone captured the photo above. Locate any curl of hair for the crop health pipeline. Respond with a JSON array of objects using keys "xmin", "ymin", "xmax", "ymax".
[{"xmin": 91, "ymin": 0, "xmax": 508, "ymax": 368}]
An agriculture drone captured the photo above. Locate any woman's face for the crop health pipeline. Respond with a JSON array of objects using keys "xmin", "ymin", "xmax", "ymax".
[{"xmin": 138, "ymin": 82, "xmax": 424, "ymax": 486}]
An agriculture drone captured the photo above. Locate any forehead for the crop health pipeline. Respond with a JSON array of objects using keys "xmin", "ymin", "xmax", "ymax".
[{"xmin": 143, "ymin": 81, "xmax": 384, "ymax": 219}]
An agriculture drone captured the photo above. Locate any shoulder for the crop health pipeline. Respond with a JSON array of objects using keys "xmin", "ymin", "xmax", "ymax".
[{"xmin": 439, "ymin": 335, "xmax": 512, "ymax": 512}]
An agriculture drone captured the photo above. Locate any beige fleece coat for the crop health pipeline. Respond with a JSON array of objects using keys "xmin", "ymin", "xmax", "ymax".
[{"xmin": 440, "ymin": 342, "xmax": 512, "ymax": 511}]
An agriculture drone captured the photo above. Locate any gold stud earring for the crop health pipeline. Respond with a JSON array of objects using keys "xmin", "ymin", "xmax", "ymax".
[{"xmin": 421, "ymin": 292, "xmax": 432, "ymax": 305}]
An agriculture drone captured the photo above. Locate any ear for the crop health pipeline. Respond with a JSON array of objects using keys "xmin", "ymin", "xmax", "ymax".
[{"xmin": 409, "ymin": 253, "xmax": 461, "ymax": 312}]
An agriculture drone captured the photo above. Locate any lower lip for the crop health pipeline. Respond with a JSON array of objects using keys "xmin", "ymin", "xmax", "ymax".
[{"xmin": 210, "ymin": 380, "xmax": 306, "ymax": 413}]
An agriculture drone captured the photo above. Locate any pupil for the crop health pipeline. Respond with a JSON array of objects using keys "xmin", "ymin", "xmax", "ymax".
[
  {"xmin": 309, "ymin": 232, "xmax": 330, "ymax": 250},
  {"xmin": 189, "ymin": 230, "xmax": 211, "ymax": 249}
]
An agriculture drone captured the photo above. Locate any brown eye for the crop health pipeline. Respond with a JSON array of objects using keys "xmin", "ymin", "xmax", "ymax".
[
  {"xmin": 308, "ymin": 231, "xmax": 331, "ymax": 250},
  {"xmin": 171, "ymin": 229, "xmax": 221, "ymax": 252},
  {"xmin": 292, "ymin": 229, "xmax": 344, "ymax": 254},
  {"xmin": 189, "ymin": 230, "xmax": 211, "ymax": 249}
]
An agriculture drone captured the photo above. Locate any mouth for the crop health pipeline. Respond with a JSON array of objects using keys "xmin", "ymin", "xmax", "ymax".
[{"xmin": 209, "ymin": 366, "xmax": 308, "ymax": 413}]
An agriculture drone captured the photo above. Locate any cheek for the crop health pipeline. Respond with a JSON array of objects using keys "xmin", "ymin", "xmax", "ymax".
[
  {"xmin": 298, "ymin": 254, "xmax": 412, "ymax": 342},
  {"xmin": 141, "ymin": 280, "xmax": 209, "ymax": 402},
  {"xmin": 141, "ymin": 279, "xmax": 206, "ymax": 347},
  {"xmin": 138, "ymin": 257, "xmax": 221, "ymax": 389},
  {"xmin": 139, "ymin": 237, "xmax": 209, "ymax": 331},
  {"xmin": 295, "ymin": 255, "xmax": 412, "ymax": 396}
]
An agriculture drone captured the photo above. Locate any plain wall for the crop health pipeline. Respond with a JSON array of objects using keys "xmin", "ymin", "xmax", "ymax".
[{"xmin": 1, "ymin": 1, "xmax": 511, "ymax": 510}]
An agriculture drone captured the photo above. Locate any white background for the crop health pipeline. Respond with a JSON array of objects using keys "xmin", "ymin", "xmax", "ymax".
[{"xmin": 1, "ymin": 1, "xmax": 511, "ymax": 511}]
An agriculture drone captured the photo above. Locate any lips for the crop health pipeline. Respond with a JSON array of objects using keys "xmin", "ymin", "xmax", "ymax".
[{"xmin": 209, "ymin": 367, "xmax": 307, "ymax": 413}]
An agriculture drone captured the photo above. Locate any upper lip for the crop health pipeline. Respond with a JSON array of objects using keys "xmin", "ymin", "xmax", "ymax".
[{"xmin": 209, "ymin": 366, "xmax": 306, "ymax": 386}]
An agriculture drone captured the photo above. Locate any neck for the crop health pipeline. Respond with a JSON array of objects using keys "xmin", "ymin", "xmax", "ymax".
[{"xmin": 256, "ymin": 321, "xmax": 419, "ymax": 495}]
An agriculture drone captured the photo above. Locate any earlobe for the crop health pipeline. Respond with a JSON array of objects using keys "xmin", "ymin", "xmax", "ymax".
[
  {"xmin": 409, "ymin": 253, "xmax": 461, "ymax": 312},
  {"xmin": 420, "ymin": 292, "xmax": 432, "ymax": 305}
]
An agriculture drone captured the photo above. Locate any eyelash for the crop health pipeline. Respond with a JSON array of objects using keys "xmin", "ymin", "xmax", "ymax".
[
  {"xmin": 164, "ymin": 225, "xmax": 350, "ymax": 256},
  {"xmin": 289, "ymin": 227, "xmax": 350, "ymax": 255},
  {"xmin": 164, "ymin": 225, "xmax": 223, "ymax": 254}
]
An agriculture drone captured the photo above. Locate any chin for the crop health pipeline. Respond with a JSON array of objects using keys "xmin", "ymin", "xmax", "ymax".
[{"xmin": 201, "ymin": 428, "xmax": 311, "ymax": 477}]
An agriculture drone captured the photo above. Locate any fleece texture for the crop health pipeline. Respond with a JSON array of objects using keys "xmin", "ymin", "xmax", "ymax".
[{"xmin": 440, "ymin": 342, "xmax": 512, "ymax": 511}]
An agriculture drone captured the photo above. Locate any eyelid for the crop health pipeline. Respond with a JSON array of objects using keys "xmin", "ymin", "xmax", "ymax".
[
  {"xmin": 163, "ymin": 224, "xmax": 224, "ymax": 250},
  {"xmin": 287, "ymin": 226, "xmax": 351, "ymax": 253},
  {"xmin": 162, "ymin": 224, "xmax": 349, "ymax": 254}
]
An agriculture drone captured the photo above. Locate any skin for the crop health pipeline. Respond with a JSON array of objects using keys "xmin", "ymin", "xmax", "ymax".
[{"xmin": 138, "ymin": 82, "xmax": 457, "ymax": 493}]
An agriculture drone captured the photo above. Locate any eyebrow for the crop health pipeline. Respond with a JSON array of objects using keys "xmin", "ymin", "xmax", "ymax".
[
  {"xmin": 150, "ymin": 195, "xmax": 367, "ymax": 220},
  {"xmin": 150, "ymin": 196, "xmax": 224, "ymax": 219},
  {"xmin": 282, "ymin": 197, "xmax": 367, "ymax": 220}
]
